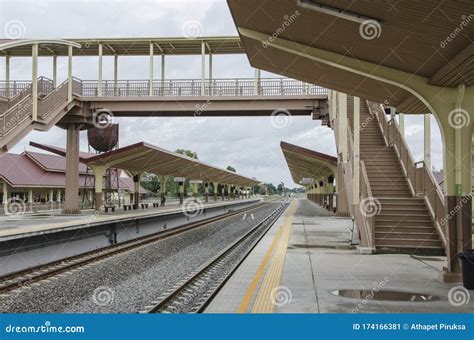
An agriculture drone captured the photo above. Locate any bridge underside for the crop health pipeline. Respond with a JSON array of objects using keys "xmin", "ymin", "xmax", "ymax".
[{"xmin": 83, "ymin": 96, "xmax": 326, "ymax": 117}]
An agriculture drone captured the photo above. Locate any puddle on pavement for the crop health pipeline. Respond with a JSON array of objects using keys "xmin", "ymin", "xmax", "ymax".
[{"xmin": 331, "ymin": 289, "xmax": 438, "ymax": 302}]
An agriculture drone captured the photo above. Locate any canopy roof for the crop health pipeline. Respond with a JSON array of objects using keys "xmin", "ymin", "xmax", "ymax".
[
  {"xmin": 228, "ymin": 0, "xmax": 474, "ymax": 114},
  {"xmin": 0, "ymin": 36, "xmax": 243, "ymax": 56},
  {"xmin": 281, "ymin": 141, "xmax": 337, "ymax": 186},
  {"xmin": 84, "ymin": 142, "xmax": 260, "ymax": 187}
]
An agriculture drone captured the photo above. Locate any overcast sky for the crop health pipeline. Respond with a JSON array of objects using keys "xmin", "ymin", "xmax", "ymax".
[{"xmin": 0, "ymin": 0, "xmax": 443, "ymax": 188}]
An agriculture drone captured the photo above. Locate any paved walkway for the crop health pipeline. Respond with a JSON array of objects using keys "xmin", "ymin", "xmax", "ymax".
[{"xmin": 206, "ymin": 197, "xmax": 474, "ymax": 313}]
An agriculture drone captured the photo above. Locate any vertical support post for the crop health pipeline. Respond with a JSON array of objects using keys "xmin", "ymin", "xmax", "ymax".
[
  {"xmin": 57, "ymin": 189, "xmax": 61, "ymax": 202},
  {"xmin": 253, "ymin": 69, "xmax": 261, "ymax": 95},
  {"xmin": 2, "ymin": 182, "xmax": 8, "ymax": 204},
  {"xmin": 424, "ymin": 113, "xmax": 431, "ymax": 169},
  {"xmin": 67, "ymin": 46, "xmax": 73, "ymax": 102},
  {"xmin": 92, "ymin": 166, "xmax": 106, "ymax": 212},
  {"xmin": 204, "ymin": 182, "xmax": 209, "ymax": 203},
  {"xmin": 149, "ymin": 42, "xmax": 154, "ymax": 96},
  {"xmin": 28, "ymin": 189, "xmax": 33, "ymax": 204},
  {"xmin": 399, "ymin": 112, "xmax": 405, "ymax": 138},
  {"xmin": 213, "ymin": 182, "xmax": 219, "ymax": 201},
  {"xmin": 353, "ymin": 96, "xmax": 360, "ymax": 204},
  {"xmin": 338, "ymin": 93, "xmax": 348, "ymax": 162},
  {"xmin": 49, "ymin": 189, "xmax": 54, "ymax": 203},
  {"xmin": 208, "ymin": 53, "xmax": 213, "ymax": 95},
  {"xmin": 159, "ymin": 175, "xmax": 167, "ymax": 207},
  {"xmin": 161, "ymin": 54, "xmax": 165, "ymax": 95},
  {"xmin": 201, "ymin": 41, "xmax": 205, "ymax": 96},
  {"xmin": 31, "ymin": 44, "xmax": 38, "ymax": 121},
  {"xmin": 5, "ymin": 55, "xmax": 10, "ymax": 97},
  {"xmin": 113, "ymin": 54, "xmax": 118, "ymax": 96},
  {"xmin": 178, "ymin": 181, "xmax": 184, "ymax": 205},
  {"xmin": 133, "ymin": 173, "xmax": 141, "ymax": 209},
  {"xmin": 221, "ymin": 185, "xmax": 225, "ymax": 201},
  {"xmin": 63, "ymin": 124, "xmax": 80, "ymax": 215},
  {"xmin": 98, "ymin": 43, "xmax": 103, "ymax": 96},
  {"xmin": 52, "ymin": 55, "xmax": 57, "ymax": 87}
]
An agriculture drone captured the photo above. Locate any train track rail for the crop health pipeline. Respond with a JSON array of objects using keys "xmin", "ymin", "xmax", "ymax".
[
  {"xmin": 142, "ymin": 201, "xmax": 289, "ymax": 313},
  {"xmin": 0, "ymin": 201, "xmax": 271, "ymax": 295}
]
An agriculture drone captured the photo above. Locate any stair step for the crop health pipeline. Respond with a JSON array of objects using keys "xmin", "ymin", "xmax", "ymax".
[
  {"xmin": 375, "ymin": 231, "xmax": 440, "ymax": 240},
  {"xmin": 376, "ymin": 225, "xmax": 436, "ymax": 232},
  {"xmin": 375, "ymin": 238, "xmax": 443, "ymax": 248}
]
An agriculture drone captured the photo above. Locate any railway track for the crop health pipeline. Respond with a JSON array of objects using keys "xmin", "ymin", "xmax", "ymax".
[
  {"xmin": 0, "ymin": 201, "xmax": 271, "ymax": 295},
  {"xmin": 142, "ymin": 201, "xmax": 289, "ymax": 313}
]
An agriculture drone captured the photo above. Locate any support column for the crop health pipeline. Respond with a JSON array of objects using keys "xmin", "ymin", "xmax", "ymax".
[
  {"xmin": 159, "ymin": 175, "xmax": 167, "ymax": 207},
  {"xmin": 353, "ymin": 96, "xmax": 360, "ymax": 204},
  {"xmin": 208, "ymin": 53, "xmax": 213, "ymax": 95},
  {"xmin": 28, "ymin": 188, "xmax": 33, "ymax": 204},
  {"xmin": 254, "ymin": 69, "xmax": 261, "ymax": 95},
  {"xmin": 2, "ymin": 182, "xmax": 9, "ymax": 204},
  {"xmin": 221, "ymin": 185, "xmax": 225, "ymax": 201},
  {"xmin": 133, "ymin": 173, "xmax": 141, "ymax": 209},
  {"xmin": 201, "ymin": 41, "xmax": 205, "ymax": 96},
  {"xmin": 338, "ymin": 93, "xmax": 348, "ymax": 162},
  {"xmin": 56, "ymin": 189, "xmax": 61, "ymax": 202},
  {"xmin": 113, "ymin": 55, "xmax": 118, "ymax": 96},
  {"xmin": 336, "ymin": 162, "xmax": 350, "ymax": 216},
  {"xmin": 49, "ymin": 189, "xmax": 54, "ymax": 203},
  {"xmin": 226, "ymin": 184, "xmax": 231, "ymax": 200},
  {"xmin": 424, "ymin": 113, "xmax": 431, "ymax": 169},
  {"xmin": 161, "ymin": 55, "xmax": 165, "ymax": 95},
  {"xmin": 149, "ymin": 42, "xmax": 154, "ymax": 96},
  {"xmin": 213, "ymin": 182, "xmax": 219, "ymax": 201},
  {"xmin": 204, "ymin": 182, "xmax": 209, "ymax": 203},
  {"xmin": 52, "ymin": 55, "xmax": 57, "ymax": 87},
  {"xmin": 178, "ymin": 180, "xmax": 184, "ymax": 205},
  {"xmin": 67, "ymin": 46, "xmax": 73, "ymax": 102},
  {"xmin": 327, "ymin": 176, "xmax": 335, "ymax": 211},
  {"xmin": 63, "ymin": 125, "xmax": 81, "ymax": 215},
  {"xmin": 91, "ymin": 166, "xmax": 106, "ymax": 212},
  {"xmin": 31, "ymin": 44, "xmax": 38, "ymax": 121},
  {"xmin": 98, "ymin": 43, "xmax": 103, "ymax": 96},
  {"xmin": 399, "ymin": 112, "xmax": 405, "ymax": 138},
  {"xmin": 5, "ymin": 55, "xmax": 10, "ymax": 97}
]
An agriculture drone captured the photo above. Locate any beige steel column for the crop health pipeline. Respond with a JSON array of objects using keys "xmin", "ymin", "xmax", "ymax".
[
  {"xmin": 5, "ymin": 55, "xmax": 10, "ymax": 96},
  {"xmin": 424, "ymin": 113, "xmax": 431, "ymax": 169},
  {"xmin": 98, "ymin": 43, "xmax": 103, "ymax": 96},
  {"xmin": 28, "ymin": 189, "xmax": 33, "ymax": 203},
  {"xmin": 49, "ymin": 189, "xmax": 54, "ymax": 203},
  {"xmin": 208, "ymin": 53, "xmax": 213, "ymax": 95},
  {"xmin": 161, "ymin": 55, "xmax": 165, "ymax": 95},
  {"xmin": 178, "ymin": 180, "xmax": 185, "ymax": 205},
  {"xmin": 204, "ymin": 182, "xmax": 209, "ymax": 203},
  {"xmin": 31, "ymin": 43, "xmax": 38, "ymax": 121},
  {"xmin": 201, "ymin": 41, "xmax": 206, "ymax": 95},
  {"xmin": 221, "ymin": 185, "xmax": 225, "ymax": 201},
  {"xmin": 56, "ymin": 189, "xmax": 61, "ymax": 202},
  {"xmin": 149, "ymin": 42, "xmax": 154, "ymax": 96},
  {"xmin": 113, "ymin": 55, "xmax": 118, "ymax": 96},
  {"xmin": 253, "ymin": 69, "xmax": 261, "ymax": 95},
  {"xmin": 91, "ymin": 166, "xmax": 106, "ymax": 212},
  {"xmin": 338, "ymin": 93, "xmax": 348, "ymax": 162},
  {"xmin": 2, "ymin": 182, "xmax": 8, "ymax": 204},
  {"xmin": 63, "ymin": 125, "xmax": 80, "ymax": 214},
  {"xmin": 67, "ymin": 46, "xmax": 73, "ymax": 102},
  {"xmin": 353, "ymin": 96, "xmax": 360, "ymax": 204},
  {"xmin": 133, "ymin": 173, "xmax": 141, "ymax": 208},
  {"xmin": 399, "ymin": 112, "xmax": 405, "ymax": 138},
  {"xmin": 52, "ymin": 55, "xmax": 57, "ymax": 87}
]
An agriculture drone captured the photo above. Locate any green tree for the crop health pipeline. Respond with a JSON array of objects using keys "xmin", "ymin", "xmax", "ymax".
[
  {"xmin": 176, "ymin": 149, "xmax": 198, "ymax": 159},
  {"xmin": 226, "ymin": 166, "xmax": 236, "ymax": 173}
]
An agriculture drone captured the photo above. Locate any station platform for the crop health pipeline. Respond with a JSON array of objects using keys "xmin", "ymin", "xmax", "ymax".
[
  {"xmin": 206, "ymin": 197, "xmax": 474, "ymax": 313},
  {"xmin": 0, "ymin": 198, "xmax": 260, "ymax": 241}
]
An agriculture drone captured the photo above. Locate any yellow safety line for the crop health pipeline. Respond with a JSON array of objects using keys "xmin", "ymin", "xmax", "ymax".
[{"xmin": 237, "ymin": 201, "xmax": 296, "ymax": 313}]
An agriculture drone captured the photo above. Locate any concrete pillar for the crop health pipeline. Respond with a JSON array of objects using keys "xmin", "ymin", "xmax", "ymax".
[
  {"xmin": 98, "ymin": 43, "xmax": 103, "ymax": 96},
  {"xmin": 399, "ymin": 112, "xmax": 405, "ymax": 137},
  {"xmin": 133, "ymin": 173, "xmax": 141, "ymax": 208},
  {"xmin": 226, "ymin": 184, "xmax": 231, "ymax": 200},
  {"xmin": 52, "ymin": 55, "xmax": 57, "ymax": 87},
  {"xmin": 28, "ymin": 188, "xmax": 33, "ymax": 203},
  {"xmin": 190, "ymin": 182, "xmax": 199, "ymax": 202},
  {"xmin": 2, "ymin": 182, "xmax": 8, "ymax": 204},
  {"xmin": 31, "ymin": 43, "xmax": 38, "ymax": 121},
  {"xmin": 424, "ymin": 113, "xmax": 431, "ymax": 169},
  {"xmin": 5, "ymin": 55, "xmax": 10, "ymax": 96},
  {"xmin": 213, "ymin": 182, "xmax": 219, "ymax": 201},
  {"xmin": 178, "ymin": 181, "xmax": 184, "ymax": 205},
  {"xmin": 221, "ymin": 185, "xmax": 225, "ymax": 201},
  {"xmin": 149, "ymin": 42, "xmax": 154, "ymax": 96},
  {"xmin": 254, "ymin": 69, "xmax": 261, "ymax": 95},
  {"xmin": 92, "ymin": 166, "xmax": 106, "ymax": 212},
  {"xmin": 335, "ymin": 163, "xmax": 350, "ymax": 216},
  {"xmin": 201, "ymin": 41, "xmax": 205, "ymax": 95},
  {"xmin": 49, "ymin": 189, "xmax": 54, "ymax": 203},
  {"xmin": 353, "ymin": 96, "xmax": 360, "ymax": 204},
  {"xmin": 63, "ymin": 125, "xmax": 80, "ymax": 214},
  {"xmin": 159, "ymin": 175, "xmax": 167, "ymax": 207},
  {"xmin": 67, "ymin": 46, "xmax": 73, "ymax": 102},
  {"xmin": 204, "ymin": 182, "xmax": 209, "ymax": 203},
  {"xmin": 338, "ymin": 93, "xmax": 348, "ymax": 162},
  {"xmin": 57, "ymin": 189, "xmax": 61, "ymax": 202}
]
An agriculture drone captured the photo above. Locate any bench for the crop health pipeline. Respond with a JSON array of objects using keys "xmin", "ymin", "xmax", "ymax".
[
  {"xmin": 153, "ymin": 202, "xmax": 159, "ymax": 208},
  {"xmin": 104, "ymin": 206, "xmax": 116, "ymax": 213},
  {"xmin": 123, "ymin": 204, "xmax": 132, "ymax": 211},
  {"xmin": 140, "ymin": 203, "xmax": 149, "ymax": 209}
]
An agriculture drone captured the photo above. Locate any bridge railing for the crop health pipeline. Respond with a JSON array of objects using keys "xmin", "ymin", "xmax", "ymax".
[{"xmin": 78, "ymin": 78, "xmax": 327, "ymax": 97}]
